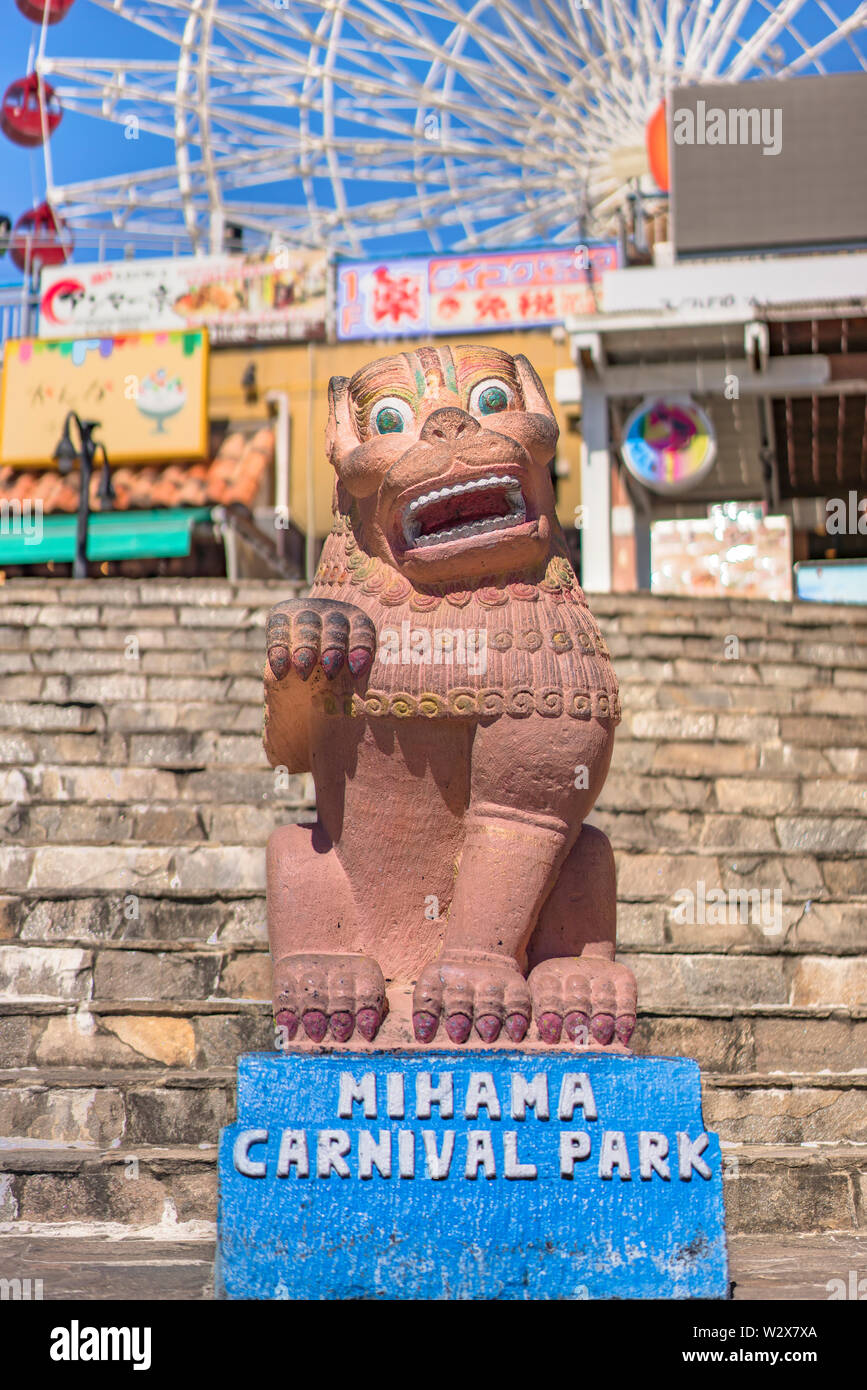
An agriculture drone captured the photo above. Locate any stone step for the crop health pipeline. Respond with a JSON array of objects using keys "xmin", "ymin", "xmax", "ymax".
[
  {"xmin": 1, "ymin": 999, "xmax": 865, "ymax": 1071},
  {"xmin": 0, "ymin": 1144, "xmax": 216, "ymax": 1232},
  {"xmin": 0, "ymin": 573, "xmax": 861, "ymax": 601},
  {"xmin": 3, "ymin": 895, "xmax": 861, "ymax": 961},
  {"xmin": 2, "ymin": 721, "xmax": 866, "ymax": 766},
  {"xmin": 3, "ymin": 734, "xmax": 866, "ymax": 785},
  {"xmin": 5, "ymin": 764, "xmax": 867, "ymax": 817},
  {"xmin": 2, "ymin": 582, "xmax": 866, "ymax": 631},
  {"xmin": 4, "ymin": 688, "xmax": 866, "ymax": 735},
  {"xmin": 1, "ymin": 1230, "xmax": 865, "ymax": 1300},
  {"xmin": 3, "ymin": 803, "xmax": 865, "ymax": 853},
  {"xmin": 0, "ymin": 579, "xmax": 300, "ymax": 606},
  {"xmin": 2, "ymin": 647, "xmax": 866, "ymax": 696},
  {"xmin": 2, "ymin": 940, "xmax": 866, "ymax": 1012},
  {"xmin": 0, "ymin": 1067, "xmax": 236, "ymax": 1147},
  {"xmin": 2, "ymin": 888, "xmax": 864, "ymax": 952},
  {"xmin": 1, "ymin": 842, "xmax": 863, "ymax": 894},
  {"xmin": 5, "ymin": 629, "xmax": 867, "ymax": 677},
  {"xmin": 0, "ymin": 730, "xmax": 269, "ymax": 769},
  {"xmin": 1, "ymin": 677, "xmax": 865, "ymax": 738},
  {"xmin": 0, "ymin": 1136, "xmax": 864, "ymax": 1236},
  {"xmin": 0, "ymin": 574, "xmax": 863, "ymax": 613},
  {"xmin": 720, "ymin": 1144, "xmax": 867, "ymax": 1236},
  {"xmin": 4, "ymin": 890, "xmax": 865, "ymax": 956},
  {"xmin": 1, "ymin": 1066, "xmax": 865, "ymax": 1147},
  {"xmin": 0, "ymin": 1234, "xmax": 216, "ymax": 1299},
  {"xmin": 0, "ymin": 801, "xmax": 308, "ymax": 846},
  {"xmin": 704, "ymin": 1073, "xmax": 867, "ymax": 1144},
  {"xmin": 0, "ymin": 767, "xmax": 309, "ymax": 806}
]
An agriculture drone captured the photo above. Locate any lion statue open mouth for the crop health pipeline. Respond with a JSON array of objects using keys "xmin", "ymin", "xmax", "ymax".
[{"xmin": 263, "ymin": 344, "xmax": 636, "ymax": 1050}]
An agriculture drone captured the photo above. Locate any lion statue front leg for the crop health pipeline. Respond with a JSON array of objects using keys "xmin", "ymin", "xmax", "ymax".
[{"xmin": 411, "ymin": 706, "xmax": 636, "ymax": 1047}]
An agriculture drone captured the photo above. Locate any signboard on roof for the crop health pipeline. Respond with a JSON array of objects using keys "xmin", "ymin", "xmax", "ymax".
[
  {"xmin": 38, "ymin": 251, "xmax": 328, "ymax": 344},
  {"xmin": 670, "ymin": 73, "xmax": 867, "ymax": 257},
  {"xmin": 0, "ymin": 332, "xmax": 209, "ymax": 466},
  {"xmin": 335, "ymin": 243, "xmax": 619, "ymax": 340}
]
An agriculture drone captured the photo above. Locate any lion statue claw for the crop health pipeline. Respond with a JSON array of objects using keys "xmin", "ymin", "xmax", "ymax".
[{"xmin": 264, "ymin": 344, "xmax": 637, "ymax": 1049}]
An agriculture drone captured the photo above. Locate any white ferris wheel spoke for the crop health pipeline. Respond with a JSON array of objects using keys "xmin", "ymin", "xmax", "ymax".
[{"xmin": 28, "ymin": 0, "xmax": 866, "ymax": 252}]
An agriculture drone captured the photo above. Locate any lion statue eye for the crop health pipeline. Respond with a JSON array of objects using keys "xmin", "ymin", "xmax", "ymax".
[
  {"xmin": 470, "ymin": 379, "xmax": 513, "ymax": 415},
  {"xmin": 371, "ymin": 398, "xmax": 413, "ymax": 435}
]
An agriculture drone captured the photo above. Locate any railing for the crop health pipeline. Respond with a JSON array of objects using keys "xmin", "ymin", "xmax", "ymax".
[{"xmin": 0, "ymin": 285, "xmax": 39, "ymax": 352}]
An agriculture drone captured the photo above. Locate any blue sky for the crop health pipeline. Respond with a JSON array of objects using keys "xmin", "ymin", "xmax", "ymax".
[
  {"xmin": 2, "ymin": 0, "xmax": 865, "ymax": 285},
  {"xmin": 1, "ymin": 1, "xmax": 182, "ymax": 281}
]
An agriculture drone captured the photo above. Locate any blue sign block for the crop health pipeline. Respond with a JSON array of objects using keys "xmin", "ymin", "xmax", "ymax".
[{"xmin": 216, "ymin": 1051, "xmax": 729, "ymax": 1300}]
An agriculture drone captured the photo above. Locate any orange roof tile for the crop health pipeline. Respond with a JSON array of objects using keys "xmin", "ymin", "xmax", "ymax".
[{"xmin": 0, "ymin": 428, "xmax": 275, "ymax": 515}]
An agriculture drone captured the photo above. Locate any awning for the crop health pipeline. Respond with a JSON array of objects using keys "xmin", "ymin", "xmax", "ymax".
[{"xmin": 0, "ymin": 507, "xmax": 213, "ymax": 566}]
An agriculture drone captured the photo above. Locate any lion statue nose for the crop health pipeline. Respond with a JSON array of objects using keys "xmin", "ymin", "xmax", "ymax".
[{"xmin": 419, "ymin": 407, "xmax": 480, "ymax": 443}]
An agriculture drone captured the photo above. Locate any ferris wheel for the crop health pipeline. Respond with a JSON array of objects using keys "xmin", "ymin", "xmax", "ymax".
[{"xmin": 4, "ymin": 0, "xmax": 867, "ymax": 266}]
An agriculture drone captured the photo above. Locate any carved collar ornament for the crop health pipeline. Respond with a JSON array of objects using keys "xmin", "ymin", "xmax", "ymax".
[{"xmin": 312, "ymin": 509, "xmax": 621, "ymax": 723}]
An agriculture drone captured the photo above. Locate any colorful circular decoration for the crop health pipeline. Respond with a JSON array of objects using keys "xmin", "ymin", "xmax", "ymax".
[{"xmin": 621, "ymin": 395, "xmax": 717, "ymax": 495}]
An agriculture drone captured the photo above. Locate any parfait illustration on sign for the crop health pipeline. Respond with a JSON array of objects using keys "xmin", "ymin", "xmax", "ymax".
[
  {"xmin": 621, "ymin": 395, "xmax": 717, "ymax": 495},
  {"xmin": 135, "ymin": 366, "xmax": 187, "ymax": 433},
  {"xmin": 263, "ymin": 343, "xmax": 637, "ymax": 1051}
]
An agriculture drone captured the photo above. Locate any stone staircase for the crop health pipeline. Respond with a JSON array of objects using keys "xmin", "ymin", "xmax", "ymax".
[{"xmin": 0, "ymin": 580, "xmax": 865, "ymax": 1282}]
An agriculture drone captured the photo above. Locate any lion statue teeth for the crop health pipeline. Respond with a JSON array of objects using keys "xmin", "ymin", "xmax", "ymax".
[{"xmin": 264, "ymin": 343, "xmax": 637, "ymax": 1050}]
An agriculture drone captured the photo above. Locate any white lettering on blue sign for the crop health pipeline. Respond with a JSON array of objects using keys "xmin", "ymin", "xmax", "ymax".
[
  {"xmin": 560, "ymin": 1131, "xmax": 591, "ymax": 1177},
  {"xmin": 317, "ymin": 1130, "xmax": 351, "ymax": 1178},
  {"xmin": 511, "ymin": 1073, "xmax": 549, "ymax": 1120},
  {"xmin": 234, "ymin": 1129, "xmax": 268, "ymax": 1177},
  {"xmin": 358, "ymin": 1130, "xmax": 391, "ymax": 1179},
  {"xmin": 276, "ymin": 1129, "xmax": 309, "ymax": 1178},
  {"xmin": 229, "ymin": 1072, "xmax": 714, "ymax": 1186},
  {"xmin": 416, "ymin": 1072, "xmax": 454, "ymax": 1118},
  {"xmin": 558, "ymin": 1073, "xmax": 598, "ymax": 1121},
  {"xmin": 464, "ymin": 1073, "xmax": 501, "ymax": 1119},
  {"xmin": 503, "ymin": 1131, "xmax": 537, "ymax": 1180},
  {"xmin": 338, "ymin": 1073, "xmax": 376, "ymax": 1118},
  {"xmin": 422, "ymin": 1130, "xmax": 455, "ymax": 1179},
  {"xmin": 599, "ymin": 1130, "xmax": 631, "ymax": 1180},
  {"xmin": 218, "ymin": 1053, "xmax": 728, "ymax": 1299},
  {"xmin": 398, "ymin": 1129, "xmax": 415, "ymax": 1177},
  {"xmin": 639, "ymin": 1131, "xmax": 670, "ymax": 1180},
  {"xmin": 465, "ymin": 1131, "xmax": 497, "ymax": 1178},
  {"xmin": 678, "ymin": 1131, "xmax": 712, "ymax": 1179},
  {"xmin": 386, "ymin": 1073, "xmax": 405, "ymax": 1119}
]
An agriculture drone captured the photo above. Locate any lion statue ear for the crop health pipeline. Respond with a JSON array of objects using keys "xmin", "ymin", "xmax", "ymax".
[
  {"xmin": 513, "ymin": 354, "xmax": 557, "ymax": 422},
  {"xmin": 325, "ymin": 375, "xmax": 354, "ymax": 468},
  {"xmin": 513, "ymin": 353, "xmax": 559, "ymax": 467}
]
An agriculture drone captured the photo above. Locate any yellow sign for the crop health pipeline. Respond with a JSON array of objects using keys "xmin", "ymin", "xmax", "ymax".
[{"xmin": 0, "ymin": 331, "xmax": 209, "ymax": 466}]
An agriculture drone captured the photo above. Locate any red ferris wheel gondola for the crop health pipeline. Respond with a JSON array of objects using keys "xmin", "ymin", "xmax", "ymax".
[
  {"xmin": 9, "ymin": 202, "xmax": 73, "ymax": 274},
  {"xmin": 15, "ymin": 0, "xmax": 75, "ymax": 23},
  {"xmin": 1, "ymin": 74, "xmax": 63, "ymax": 148}
]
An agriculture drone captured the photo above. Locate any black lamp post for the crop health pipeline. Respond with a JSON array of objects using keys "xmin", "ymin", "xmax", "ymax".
[{"xmin": 53, "ymin": 412, "xmax": 113, "ymax": 579}]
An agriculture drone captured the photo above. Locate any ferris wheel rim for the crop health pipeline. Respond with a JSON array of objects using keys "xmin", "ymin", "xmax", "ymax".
[{"xmin": 21, "ymin": 0, "xmax": 867, "ymax": 256}]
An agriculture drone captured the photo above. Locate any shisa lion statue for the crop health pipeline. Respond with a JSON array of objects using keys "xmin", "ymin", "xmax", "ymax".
[{"xmin": 263, "ymin": 344, "xmax": 637, "ymax": 1049}]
